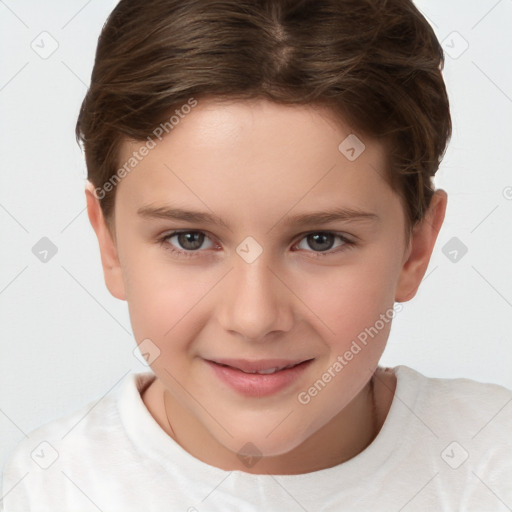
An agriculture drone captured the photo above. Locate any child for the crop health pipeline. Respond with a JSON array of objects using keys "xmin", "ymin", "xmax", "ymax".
[{"xmin": 2, "ymin": 0, "xmax": 511, "ymax": 510}]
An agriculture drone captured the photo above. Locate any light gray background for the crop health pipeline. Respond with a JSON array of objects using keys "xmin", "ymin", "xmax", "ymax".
[{"xmin": 1, "ymin": 0, "xmax": 511, "ymax": 492}]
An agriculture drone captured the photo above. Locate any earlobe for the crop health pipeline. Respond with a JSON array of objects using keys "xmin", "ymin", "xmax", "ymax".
[
  {"xmin": 85, "ymin": 182, "xmax": 127, "ymax": 301},
  {"xmin": 395, "ymin": 189, "xmax": 448, "ymax": 302}
]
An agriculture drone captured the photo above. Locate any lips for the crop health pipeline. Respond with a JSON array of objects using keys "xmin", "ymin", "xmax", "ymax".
[
  {"xmin": 207, "ymin": 358, "xmax": 313, "ymax": 374},
  {"xmin": 205, "ymin": 358, "xmax": 315, "ymax": 397}
]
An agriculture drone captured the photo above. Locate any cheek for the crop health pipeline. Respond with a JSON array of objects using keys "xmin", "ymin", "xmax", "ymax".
[
  {"xmin": 292, "ymin": 254, "xmax": 398, "ymax": 340},
  {"xmin": 122, "ymin": 252, "xmax": 218, "ymax": 356},
  {"xmin": 293, "ymin": 262, "xmax": 399, "ymax": 433},
  {"xmin": 120, "ymin": 245, "xmax": 175, "ymax": 333}
]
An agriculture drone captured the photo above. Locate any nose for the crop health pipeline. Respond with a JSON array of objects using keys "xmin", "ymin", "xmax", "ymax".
[{"xmin": 217, "ymin": 253, "xmax": 294, "ymax": 342}]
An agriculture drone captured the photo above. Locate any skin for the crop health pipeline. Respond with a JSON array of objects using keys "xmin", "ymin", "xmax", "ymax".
[{"xmin": 85, "ymin": 98, "xmax": 447, "ymax": 475}]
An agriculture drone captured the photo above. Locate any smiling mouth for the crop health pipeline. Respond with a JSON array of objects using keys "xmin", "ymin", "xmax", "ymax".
[{"xmin": 205, "ymin": 358, "xmax": 315, "ymax": 397}]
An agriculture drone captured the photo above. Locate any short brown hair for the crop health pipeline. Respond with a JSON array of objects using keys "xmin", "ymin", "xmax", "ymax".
[{"xmin": 76, "ymin": 0, "xmax": 451, "ymax": 245}]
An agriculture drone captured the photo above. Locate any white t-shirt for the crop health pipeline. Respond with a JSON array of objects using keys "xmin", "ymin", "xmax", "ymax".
[{"xmin": 2, "ymin": 365, "xmax": 511, "ymax": 512}]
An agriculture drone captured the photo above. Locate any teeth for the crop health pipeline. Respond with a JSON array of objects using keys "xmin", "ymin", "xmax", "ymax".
[
  {"xmin": 215, "ymin": 361, "xmax": 304, "ymax": 374},
  {"xmin": 242, "ymin": 364, "xmax": 296, "ymax": 375},
  {"xmin": 253, "ymin": 367, "xmax": 281, "ymax": 374}
]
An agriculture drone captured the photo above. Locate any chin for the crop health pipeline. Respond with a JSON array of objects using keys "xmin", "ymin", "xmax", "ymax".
[{"xmin": 218, "ymin": 424, "xmax": 309, "ymax": 460}]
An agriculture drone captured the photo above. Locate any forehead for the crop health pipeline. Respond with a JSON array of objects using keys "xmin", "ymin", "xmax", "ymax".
[{"xmin": 115, "ymin": 99, "xmax": 399, "ymax": 225}]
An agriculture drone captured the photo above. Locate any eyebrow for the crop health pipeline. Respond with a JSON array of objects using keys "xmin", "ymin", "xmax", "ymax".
[{"xmin": 137, "ymin": 205, "xmax": 379, "ymax": 230}]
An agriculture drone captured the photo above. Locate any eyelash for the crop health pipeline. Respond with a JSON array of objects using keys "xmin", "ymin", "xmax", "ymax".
[{"xmin": 157, "ymin": 230, "xmax": 356, "ymax": 259}]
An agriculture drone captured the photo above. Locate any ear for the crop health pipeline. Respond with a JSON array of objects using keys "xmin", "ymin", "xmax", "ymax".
[
  {"xmin": 395, "ymin": 189, "xmax": 447, "ymax": 302},
  {"xmin": 85, "ymin": 182, "xmax": 127, "ymax": 301}
]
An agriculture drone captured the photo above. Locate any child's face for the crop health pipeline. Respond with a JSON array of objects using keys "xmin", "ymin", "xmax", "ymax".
[{"xmin": 97, "ymin": 99, "xmax": 422, "ymax": 459}]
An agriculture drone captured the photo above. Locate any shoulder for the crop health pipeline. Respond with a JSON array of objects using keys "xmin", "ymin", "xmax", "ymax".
[
  {"xmin": 382, "ymin": 366, "xmax": 512, "ymax": 508},
  {"xmin": 2, "ymin": 384, "xmax": 120, "ymax": 483},
  {"xmin": 395, "ymin": 365, "xmax": 512, "ymax": 429},
  {"xmin": 1, "ymin": 372, "xmax": 153, "ymax": 510}
]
